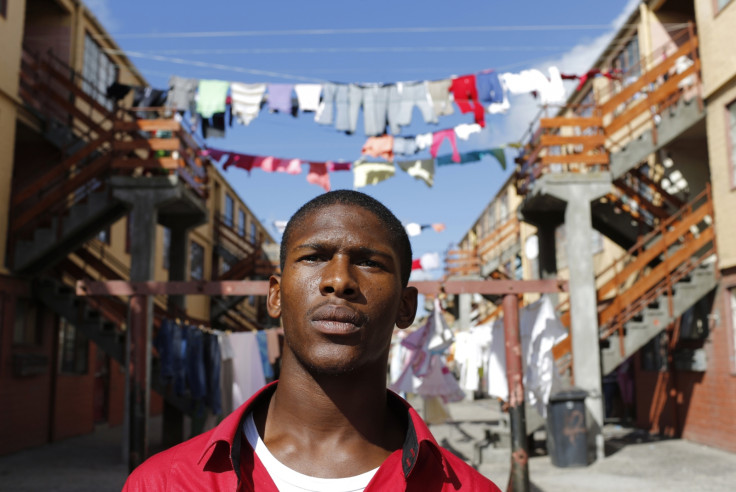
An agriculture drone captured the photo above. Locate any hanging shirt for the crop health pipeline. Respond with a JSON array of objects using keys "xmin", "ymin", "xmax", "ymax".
[
  {"xmin": 415, "ymin": 132, "xmax": 433, "ymax": 150},
  {"xmin": 397, "ymin": 159, "xmax": 435, "ymax": 188},
  {"xmin": 294, "ymin": 84, "xmax": 322, "ymax": 112},
  {"xmin": 267, "ymin": 84, "xmax": 294, "ymax": 114},
  {"xmin": 426, "ymin": 79, "xmax": 455, "ymax": 116},
  {"xmin": 166, "ymin": 76, "xmax": 198, "ymax": 114},
  {"xmin": 231, "ymin": 82, "xmax": 266, "ymax": 125},
  {"xmin": 255, "ymin": 157, "xmax": 303, "ymax": 175},
  {"xmin": 228, "ymin": 331, "xmax": 266, "ymax": 409},
  {"xmin": 405, "ymin": 223, "xmax": 422, "ymax": 237},
  {"xmin": 454, "ymin": 123, "xmax": 482, "ymax": 140},
  {"xmin": 353, "ymin": 159, "xmax": 395, "ymax": 188},
  {"xmin": 475, "ymin": 71, "xmax": 504, "ymax": 104},
  {"xmin": 361, "ymin": 135, "xmax": 394, "ymax": 161},
  {"xmin": 196, "ymin": 80, "xmax": 230, "ymax": 118},
  {"xmin": 393, "ymin": 137, "xmax": 418, "ymax": 156},
  {"xmin": 501, "ymin": 67, "xmax": 565, "ymax": 105},
  {"xmin": 449, "ymin": 75, "xmax": 485, "ymax": 127},
  {"xmin": 327, "ymin": 161, "xmax": 352, "ymax": 172},
  {"xmin": 430, "ymin": 129, "xmax": 460, "ymax": 162},
  {"xmin": 306, "ymin": 162, "xmax": 331, "ymax": 192}
]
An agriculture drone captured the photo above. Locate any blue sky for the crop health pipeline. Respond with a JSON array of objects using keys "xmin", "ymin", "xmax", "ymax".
[{"xmin": 86, "ymin": 0, "xmax": 638, "ymax": 279}]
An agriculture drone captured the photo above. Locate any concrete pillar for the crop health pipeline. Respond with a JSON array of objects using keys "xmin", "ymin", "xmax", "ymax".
[
  {"xmin": 113, "ymin": 177, "xmax": 183, "ymax": 472},
  {"xmin": 542, "ymin": 174, "xmax": 611, "ymax": 463},
  {"xmin": 163, "ymin": 224, "xmax": 190, "ymax": 448},
  {"xmin": 457, "ymin": 293, "xmax": 472, "ymax": 331}
]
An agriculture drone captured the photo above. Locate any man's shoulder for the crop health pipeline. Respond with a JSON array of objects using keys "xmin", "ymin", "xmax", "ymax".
[
  {"xmin": 122, "ymin": 430, "xmax": 219, "ymax": 491},
  {"xmin": 436, "ymin": 447, "xmax": 502, "ymax": 491}
]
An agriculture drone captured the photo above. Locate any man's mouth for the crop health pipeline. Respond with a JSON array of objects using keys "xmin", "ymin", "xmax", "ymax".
[{"xmin": 311, "ymin": 305, "xmax": 364, "ymax": 335}]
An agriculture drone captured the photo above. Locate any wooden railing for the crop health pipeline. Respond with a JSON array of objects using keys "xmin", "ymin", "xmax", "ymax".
[
  {"xmin": 213, "ymin": 215, "xmax": 277, "ymax": 280},
  {"xmin": 444, "ymin": 248, "xmax": 480, "ymax": 277},
  {"xmin": 477, "ymin": 216, "xmax": 521, "ymax": 264},
  {"xmin": 11, "ymin": 49, "xmax": 209, "ymax": 250},
  {"xmin": 515, "ymin": 27, "xmax": 701, "ymax": 196}
]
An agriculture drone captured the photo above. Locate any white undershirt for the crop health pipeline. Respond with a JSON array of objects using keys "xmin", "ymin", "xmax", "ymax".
[{"xmin": 243, "ymin": 413, "xmax": 379, "ymax": 492}]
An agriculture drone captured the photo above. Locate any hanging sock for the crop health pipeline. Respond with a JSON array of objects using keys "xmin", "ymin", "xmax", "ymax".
[
  {"xmin": 436, "ymin": 150, "xmax": 482, "ymax": 166},
  {"xmin": 353, "ymin": 158, "xmax": 395, "ymax": 188},
  {"xmin": 327, "ymin": 161, "xmax": 352, "ymax": 172},
  {"xmin": 196, "ymin": 80, "xmax": 230, "ymax": 118},
  {"xmin": 449, "ymin": 75, "xmax": 485, "ymax": 127},
  {"xmin": 430, "ymin": 129, "xmax": 460, "ymax": 162},
  {"xmin": 415, "ymin": 132, "xmax": 433, "ymax": 150},
  {"xmin": 294, "ymin": 84, "xmax": 322, "ymax": 112},
  {"xmin": 397, "ymin": 159, "xmax": 435, "ymax": 187},
  {"xmin": 393, "ymin": 136, "xmax": 419, "ymax": 156},
  {"xmin": 306, "ymin": 162, "xmax": 331, "ymax": 192},
  {"xmin": 267, "ymin": 84, "xmax": 295, "ymax": 114},
  {"xmin": 231, "ymin": 82, "xmax": 266, "ymax": 125}
]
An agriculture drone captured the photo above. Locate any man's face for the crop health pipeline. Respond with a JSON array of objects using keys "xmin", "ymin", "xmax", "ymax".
[{"xmin": 268, "ymin": 203, "xmax": 417, "ymax": 375}]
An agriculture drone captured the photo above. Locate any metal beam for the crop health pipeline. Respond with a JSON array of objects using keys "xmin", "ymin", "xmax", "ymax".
[{"xmin": 77, "ymin": 279, "xmax": 567, "ymax": 297}]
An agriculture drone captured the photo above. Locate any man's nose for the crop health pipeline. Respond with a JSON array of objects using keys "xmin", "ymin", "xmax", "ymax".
[{"xmin": 319, "ymin": 256, "xmax": 358, "ymax": 298}]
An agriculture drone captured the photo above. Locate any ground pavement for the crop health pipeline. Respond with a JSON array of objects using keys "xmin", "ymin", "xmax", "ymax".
[{"xmin": 1, "ymin": 396, "xmax": 735, "ymax": 491}]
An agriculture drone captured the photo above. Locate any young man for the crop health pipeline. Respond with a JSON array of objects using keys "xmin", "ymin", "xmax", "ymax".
[{"xmin": 123, "ymin": 190, "xmax": 499, "ymax": 491}]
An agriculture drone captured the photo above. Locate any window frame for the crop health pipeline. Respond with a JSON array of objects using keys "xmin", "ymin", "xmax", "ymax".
[
  {"xmin": 724, "ymin": 275, "xmax": 736, "ymax": 376},
  {"xmin": 81, "ymin": 32, "xmax": 118, "ymax": 110},
  {"xmin": 224, "ymin": 194, "xmax": 234, "ymax": 228},
  {"xmin": 713, "ymin": 0, "xmax": 735, "ymax": 16},
  {"xmin": 238, "ymin": 209, "xmax": 246, "ymax": 237},
  {"xmin": 58, "ymin": 318, "xmax": 89, "ymax": 375},
  {"xmin": 189, "ymin": 239, "xmax": 205, "ymax": 281}
]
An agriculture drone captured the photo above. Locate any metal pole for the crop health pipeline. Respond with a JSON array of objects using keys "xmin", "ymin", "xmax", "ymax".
[{"xmin": 503, "ymin": 294, "xmax": 530, "ymax": 492}]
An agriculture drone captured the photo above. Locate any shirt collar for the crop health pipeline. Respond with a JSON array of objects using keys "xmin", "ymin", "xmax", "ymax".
[{"xmin": 197, "ymin": 382, "xmax": 450, "ymax": 482}]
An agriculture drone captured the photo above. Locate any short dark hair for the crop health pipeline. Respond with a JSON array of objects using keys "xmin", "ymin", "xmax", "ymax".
[{"xmin": 280, "ymin": 190, "xmax": 412, "ymax": 287}]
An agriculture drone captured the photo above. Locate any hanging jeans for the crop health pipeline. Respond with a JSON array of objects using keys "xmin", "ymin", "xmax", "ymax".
[
  {"xmin": 185, "ymin": 326, "xmax": 207, "ymax": 400},
  {"xmin": 203, "ymin": 333, "xmax": 222, "ymax": 415}
]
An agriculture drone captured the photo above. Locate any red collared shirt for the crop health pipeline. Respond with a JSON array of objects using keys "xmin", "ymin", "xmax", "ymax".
[{"xmin": 123, "ymin": 382, "xmax": 500, "ymax": 491}]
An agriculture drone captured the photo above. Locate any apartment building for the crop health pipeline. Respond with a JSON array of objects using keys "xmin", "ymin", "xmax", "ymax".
[
  {"xmin": 0, "ymin": 0, "xmax": 276, "ymax": 457},
  {"xmin": 451, "ymin": 0, "xmax": 736, "ymax": 456}
]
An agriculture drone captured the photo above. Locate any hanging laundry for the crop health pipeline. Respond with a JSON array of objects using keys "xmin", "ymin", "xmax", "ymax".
[
  {"xmin": 306, "ymin": 162, "xmax": 331, "ymax": 192},
  {"xmin": 316, "ymin": 83, "xmax": 362, "ymax": 134},
  {"xmin": 476, "ymin": 71, "xmax": 504, "ymax": 105},
  {"xmin": 166, "ymin": 76, "xmax": 198, "ymax": 114},
  {"xmin": 361, "ymin": 135, "xmax": 394, "ymax": 161},
  {"xmin": 411, "ymin": 258, "xmax": 423, "ymax": 271},
  {"xmin": 436, "ymin": 150, "xmax": 482, "ymax": 166},
  {"xmin": 361, "ymin": 84, "xmax": 390, "ymax": 136},
  {"xmin": 501, "ymin": 67, "xmax": 565, "ymax": 105},
  {"xmin": 255, "ymin": 331, "xmax": 275, "ymax": 381},
  {"xmin": 397, "ymin": 158, "xmax": 435, "ymax": 188},
  {"xmin": 265, "ymin": 329, "xmax": 281, "ymax": 364},
  {"xmin": 393, "ymin": 136, "xmax": 418, "ymax": 156},
  {"xmin": 106, "ymin": 82, "xmax": 132, "ymax": 101},
  {"xmin": 201, "ymin": 111, "xmax": 226, "ymax": 139},
  {"xmin": 273, "ymin": 220, "xmax": 288, "ymax": 234},
  {"xmin": 132, "ymin": 86, "xmax": 169, "ymax": 108},
  {"xmin": 185, "ymin": 325, "xmax": 207, "ymax": 400},
  {"xmin": 419, "ymin": 252, "xmax": 441, "ymax": 270},
  {"xmin": 255, "ymin": 157, "xmax": 303, "ymax": 175},
  {"xmin": 427, "ymin": 79, "xmax": 455, "ymax": 117},
  {"xmin": 485, "ymin": 147, "xmax": 507, "ymax": 170},
  {"xmin": 229, "ymin": 331, "xmax": 266, "ymax": 409},
  {"xmin": 415, "ymin": 132, "xmax": 433, "ymax": 150},
  {"xmin": 294, "ymin": 84, "xmax": 322, "ymax": 112},
  {"xmin": 454, "ymin": 123, "xmax": 482, "ymax": 140},
  {"xmin": 388, "ymin": 81, "xmax": 438, "ymax": 133},
  {"xmin": 267, "ymin": 83, "xmax": 295, "ymax": 114},
  {"xmin": 218, "ymin": 331, "xmax": 235, "ymax": 415},
  {"xmin": 449, "ymin": 75, "xmax": 485, "ymax": 127},
  {"xmin": 203, "ymin": 332, "xmax": 222, "ymax": 415},
  {"xmin": 430, "ymin": 129, "xmax": 460, "ymax": 162},
  {"xmin": 431, "ymin": 223, "xmax": 446, "ymax": 233},
  {"xmin": 353, "ymin": 158, "xmax": 395, "ymax": 188},
  {"xmin": 196, "ymin": 79, "xmax": 230, "ymax": 118},
  {"xmin": 405, "ymin": 223, "xmax": 422, "ymax": 237},
  {"xmin": 327, "ymin": 161, "xmax": 352, "ymax": 172},
  {"xmin": 416, "ymin": 354, "xmax": 465, "ymax": 404},
  {"xmin": 231, "ymin": 82, "xmax": 266, "ymax": 125}
]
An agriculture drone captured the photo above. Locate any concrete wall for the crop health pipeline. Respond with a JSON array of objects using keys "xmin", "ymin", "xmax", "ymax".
[{"xmin": 695, "ymin": 0, "xmax": 736, "ymax": 100}]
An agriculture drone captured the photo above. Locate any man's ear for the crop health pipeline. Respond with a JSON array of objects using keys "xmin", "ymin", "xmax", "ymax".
[
  {"xmin": 396, "ymin": 286, "xmax": 418, "ymax": 329},
  {"xmin": 266, "ymin": 275, "xmax": 282, "ymax": 319}
]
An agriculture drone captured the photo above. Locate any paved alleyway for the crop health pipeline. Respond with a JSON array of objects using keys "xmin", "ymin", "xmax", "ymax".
[{"xmin": 1, "ymin": 396, "xmax": 735, "ymax": 491}]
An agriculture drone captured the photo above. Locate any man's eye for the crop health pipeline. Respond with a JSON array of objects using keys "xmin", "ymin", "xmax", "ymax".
[
  {"xmin": 299, "ymin": 254, "xmax": 323, "ymax": 262},
  {"xmin": 358, "ymin": 259, "xmax": 382, "ymax": 268}
]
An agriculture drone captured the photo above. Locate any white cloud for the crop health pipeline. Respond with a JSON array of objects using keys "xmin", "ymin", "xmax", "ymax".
[
  {"xmin": 84, "ymin": 0, "xmax": 119, "ymax": 32},
  {"xmin": 491, "ymin": 0, "xmax": 641, "ymax": 146}
]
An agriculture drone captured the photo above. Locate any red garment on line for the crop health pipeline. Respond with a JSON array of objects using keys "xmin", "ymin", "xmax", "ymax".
[{"xmin": 449, "ymin": 75, "xmax": 485, "ymax": 127}]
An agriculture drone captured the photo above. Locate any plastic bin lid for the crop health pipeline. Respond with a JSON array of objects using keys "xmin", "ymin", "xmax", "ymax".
[{"xmin": 549, "ymin": 388, "xmax": 587, "ymax": 402}]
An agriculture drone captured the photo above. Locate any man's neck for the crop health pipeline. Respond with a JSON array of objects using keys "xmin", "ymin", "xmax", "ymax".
[{"xmin": 252, "ymin": 353, "xmax": 405, "ymax": 478}]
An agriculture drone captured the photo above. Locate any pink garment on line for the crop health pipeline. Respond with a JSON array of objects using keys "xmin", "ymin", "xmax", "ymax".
[
  {"xmin": 327, "ymin": 161, "xmax": 352, "ymax": 172},
  {"xmin": 203, "ymin": 149, "xmax": 255, "ymax": 172},
  {"xmin": 306, "ymin": 162, "xmax": 331, "ymax": 192},
  {"xmin": 430, "ymin": 129, "xmax": 460, "ymax": 163},
  {"xmin": 449, "ymin": 75, "xmax": 485, "ymax": 127},
  {"xmin": 255, "ymin": 157, "xmax": 302, "ymax": 174}
]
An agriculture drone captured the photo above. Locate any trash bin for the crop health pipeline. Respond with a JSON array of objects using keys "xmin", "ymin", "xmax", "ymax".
[{"xmin": 546, "ymin": 388, "xmax": 588, "ymax": 467}]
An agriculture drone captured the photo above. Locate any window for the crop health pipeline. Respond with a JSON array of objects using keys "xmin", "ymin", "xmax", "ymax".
[
  {"xmin": 250, "ymin": 222, "xmax": 257, "ymax": 244},
  {"xmin": 189, "ymin": 240, "xmax": 204, "ymax": 280},
  {"xmin": 238, "ymin": 210, "xmax": 246, "ymax": 237},
  {"xmin": 727, "ymin": 285, "xmax": 736, "ymax": 374},
  {"xmin": 716, "ymin": 0, "xmax": 734, "ymax": 13},
  {"xmin": 499, "ymin": 194, "xmax": 509, "ymax": 223},
  {"xmin": 58, "ymin": 319, "xmax": 89, "ymax": 375},
  {"xmin": 224, "ymin": 194, "xmax": 234, "ymax": 228},
  {"xmin": 13, "ymin": 299, "xmax": 40, "ymax": 346},
  {"xmin": 82, "ymin": 33, "xmax": 117, "ymax": 109},
  {"xmin": 728, "ymin": 101, "xmax": 736, "ymax": 188},
  {"xmin": 613, "ymin": 35, "xmax": 641, "ymax": 82},
  {"xmin": 162, "ymin": 227, "xmax": 171, "ymax": 270},
  {"xmin": 1, "ymin": 0, "xmax": 7, "ymax": 18}
]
